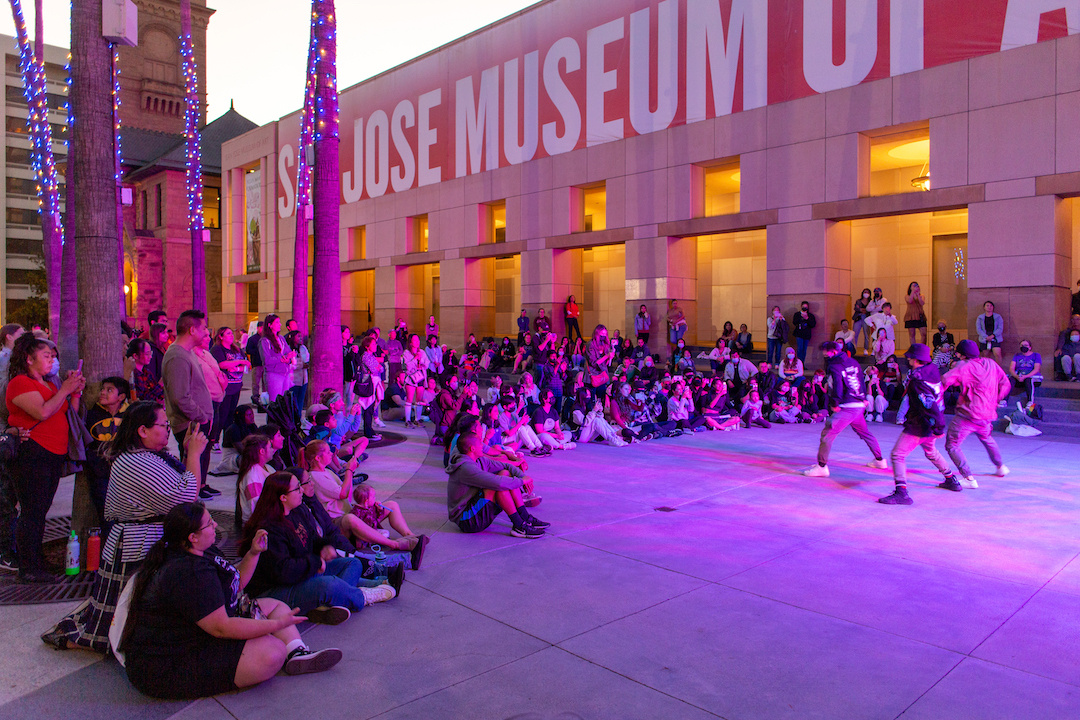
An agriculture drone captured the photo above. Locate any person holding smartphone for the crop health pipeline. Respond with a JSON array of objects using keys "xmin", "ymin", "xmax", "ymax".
[{"xmin": 162, "ymin": 310, "xmax": 216, "ymax": 498}]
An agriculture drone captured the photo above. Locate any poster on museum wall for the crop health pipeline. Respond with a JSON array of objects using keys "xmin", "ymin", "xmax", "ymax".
[{"xmin": 245, "ymin": 169, "xmax": 261, "ymax": 274}]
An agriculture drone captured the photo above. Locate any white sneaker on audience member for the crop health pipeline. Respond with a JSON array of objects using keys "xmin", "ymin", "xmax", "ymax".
[
  {"xmin": 360, "ymin": 584, "xmax": 397, "ymax": 605},
  {"xmin": 996, "ymin": 464, "xmax": 1010, "ymax": 477}
]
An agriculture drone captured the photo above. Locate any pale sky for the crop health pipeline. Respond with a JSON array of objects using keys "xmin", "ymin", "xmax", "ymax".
[{"xmin": 1, "ymin": 0, "xmax": 540, "ymax": 126}]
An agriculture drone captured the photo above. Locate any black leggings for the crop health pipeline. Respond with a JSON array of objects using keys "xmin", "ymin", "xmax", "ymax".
[
  {"xmin": 565, "ymin": 318, "xmax": 582, "ymax": 343},
  {"xmin": 12, "ymin": 439, "xmax": 65, "ymax": 574}
]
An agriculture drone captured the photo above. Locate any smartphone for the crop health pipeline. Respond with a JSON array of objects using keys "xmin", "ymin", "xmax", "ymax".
[{"xmin": 76, "ymin": 360, "xmax": 83, "ymax": 373}]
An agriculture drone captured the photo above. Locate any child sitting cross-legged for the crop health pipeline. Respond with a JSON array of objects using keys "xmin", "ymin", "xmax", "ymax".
[
  {"xmin": 308, "ymin": 408, "xmax": 369, "ymax": 464},
  {"xmin": 349, "ymin": 485, "xmax": 429, "ymax": 571},
  {"xmin": 303, "ymin": 439, "xmax": 421, "ymax": 554}
]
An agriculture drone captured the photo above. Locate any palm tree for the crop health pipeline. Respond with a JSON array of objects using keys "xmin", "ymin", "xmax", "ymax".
[
  {"xmin": 8, "ymin": 0, "xmax": 63, "ymax": 334},
  {"xmin": 291, "ymin": 16, "xmax": 318, "ymax": 333},
  {"xmin": 181, "ymin": 0, "xmax": 206, "ymax": 312},
  {"xmin": 309, "ymin": 0, "xmax": 342, "ymax": 397},
  {"xmin": 70, "ymin": 0, "xmax": 122, "ymax": 381}
]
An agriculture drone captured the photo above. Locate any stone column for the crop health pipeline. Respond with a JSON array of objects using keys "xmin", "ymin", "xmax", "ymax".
[
  {"xmin": 440, "ymin": 256, "xmax": 495, "ymax": 350},
  {"xmin": 521, "ymin": 247, "xmax": 583, "ymax": 338},
  {"xmin": 624, "ymin": 234, "xmax": 697, "ymax": 359},
  {"xmin": 765, "ymin": 219, "xmax": 852, "ymax": 368},
  {"xmin": 967, "ymin": 195, "xmax": 1071, "ymax": 358}
]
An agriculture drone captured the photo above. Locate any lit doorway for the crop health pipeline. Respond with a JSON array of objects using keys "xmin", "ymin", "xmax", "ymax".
[{"xmin": 931, "ymin": 234, "xmax": 969, "ymax": 340}]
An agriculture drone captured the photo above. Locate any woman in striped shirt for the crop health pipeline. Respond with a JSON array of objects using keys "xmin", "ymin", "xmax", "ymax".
[{"xmin": 42, "ymin": 401, "xmax": 206, "ymax": 651}]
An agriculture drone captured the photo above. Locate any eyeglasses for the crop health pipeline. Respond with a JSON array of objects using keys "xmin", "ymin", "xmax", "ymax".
[
  {"xmin": 300, "ymin": 479, "xmax": 312, "ymax": 488},
  {"xmin": 284, "ymin": 486, "xmax": 302, "ymax": 495},
  {"xmin": 198, "ymin": 519, "xmax": 215, "ymax": 532}
]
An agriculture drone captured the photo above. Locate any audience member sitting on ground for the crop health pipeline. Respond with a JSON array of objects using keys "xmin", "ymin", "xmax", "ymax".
[
  {"xmin": 498, "ymin": 390, "xmax": 548, "ymax": 456},
  {"xmin": 236, "ymin": 434, "xmax": 274, "ymax": 525},
  {"xmin": 120, "ymin": 502, "xmax": 342, "ymax": 700},
  {"xmin": 41, "ymin": 401, "xmax": 203, "ymax": 651},
  {"xmin": 571, "ymin": 385, "xmax": 628, "ymax": 445},
  {"xmin": 1009, "ymin": 340, "xmax": 1042, "ymax": 408},
  {"xmin": 213, "ymin": 403, "xmax": 258, "ymax": 475},
  {"xmin": 1060, "ymin": 322, "xmax": 1080, "ymax": 381},
  {"xmin": 873, "ymin": 327, "xmax": 895, "ymax": 366},
  {"xmin": 740, "ymin": 389, "xmax": 771, "ymax": 429},
  {"xmin": 667, "ymin": 379, "xmax": 707, "ymax": 431},
  {"xmin": 446, "ymin": 432, "xmax": 547, "ymax": 538},
  {"xmin": 531, "ymin": 389, "xmax": 577, "ymax": 450},
  {"xmin": 349, "ymin": 484, "xmax": 429, "ymax": 567},
  {"xmin": 243, "ymin": 471, "xmax": 397, "ymax": 622},
  {"xmin": 769, "ymin": 381, "xmax": 809, "ymax": 424},
  {"xmin": 724, "ymin": 351, "xmax": 756, "ymax": 399},
  {"xmin": 778, "ymin": 348, "xmax": 804, "ymax": 387},
  {"xmin": 308, "ymin": 408, "xmax": 368, "ymax": 462},
  {"xmin": 932, "ymin": 320, "xmax": 955, "ymax": 349}
]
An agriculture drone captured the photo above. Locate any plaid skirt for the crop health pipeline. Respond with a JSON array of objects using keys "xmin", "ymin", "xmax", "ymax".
[{"xmin": 48, "ymin": 526, "xmax": 143, "ymax": 653}]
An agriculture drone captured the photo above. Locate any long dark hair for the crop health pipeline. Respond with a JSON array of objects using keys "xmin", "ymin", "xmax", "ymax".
[
  {"xmin": 262, "ymin": 313, "xmax": 282, "ymax": 352},
  {"xmin": 121, "ymin": 501, "xmax": 206, "ymax": 651},
  {"xmin": 125, "ymin": 337, "xmax": 149, "ymax": 359},
  {"xmin": 236, "ymin": 433, "xmax": 271, "ymax": 499},
  {"xmin": 239, "ymin": 471, "xmax": 297, "ymax": 555},
  {"xmin": 214, "ymin": 326, "xmax": 240, "ymax": 352},
  {"xmin": 8, "ymin": 333, "xmax": 51, "ymax": 380},
  {"xmin": 105, "ymin": 402, "xmax": 164, "ymax": 461}
]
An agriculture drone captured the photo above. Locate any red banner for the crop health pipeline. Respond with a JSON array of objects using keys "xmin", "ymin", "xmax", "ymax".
[{"xmin": 276, "ymin": 0, "xmax": 1077, "ymax": 216}]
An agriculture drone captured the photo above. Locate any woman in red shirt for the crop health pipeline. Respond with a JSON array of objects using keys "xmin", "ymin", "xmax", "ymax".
[
  {"xmin": 6, "ymin": 335, "xmax": 84, "ymax": 582},
  {"xmin": 564, "ymin": 295, "xmax": 582, "ymax": 344}
]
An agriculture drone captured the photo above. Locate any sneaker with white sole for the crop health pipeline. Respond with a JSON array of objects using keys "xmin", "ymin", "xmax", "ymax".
[
  {"xmin": 959, "ymin": 476, "xmax": 979, "ymax": 489},
  {"xmin": 285, "ymin": 647, "xmax": 343, "ymax": 675},
  {"xmin": 360, "ymin": 584, "xmax": 397, "ymax": 605},
  {"xmin": 937, "ymin": 476, "xmax": 963, "ymax": 492},
  {"xmin": 802, "ymin": 464, "xmax": 830, "ymax": 477},
  {"xmin": 867, "ymin": 458, "xmax": 888, "ymax": 470},
  {"xmin": 996, "ymin": 464, "xmax": 1010, "ymax": 477},
  {"xmin": 562, "ymin": 441, "xmax": 576, "ymax": 450},
  {"xmin": 878, "ymin": 486, "xmax": 913, "ymax": 505},
  {"xmin": 510, "ymin": 524, "xmax": 545, "ymax": 538}
]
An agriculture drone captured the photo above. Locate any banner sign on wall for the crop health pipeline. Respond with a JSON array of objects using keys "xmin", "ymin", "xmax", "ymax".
[
  {"xmin": 277, "ymin": 0, "xmax": 1079, "ymax": 215},
  {"xmin": 245, "ymin": 169, "xmax": 262, "ymax": 273}
]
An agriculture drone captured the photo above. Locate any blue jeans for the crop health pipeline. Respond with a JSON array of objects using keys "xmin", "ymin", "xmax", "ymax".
[
  {"xmin": 795, "ymin": 336, "xmax": 809, "ymax": 362},
  {"xmin": 289, "ymin": 383, "xmax": 308, "ymax": 415},
  {"xmin": 260, "ymin": 557, "xmax": 378, "ymax": 613},
  {"xmin": 766, "ymin": 338, "xmax": 783, "ymax": 366}
]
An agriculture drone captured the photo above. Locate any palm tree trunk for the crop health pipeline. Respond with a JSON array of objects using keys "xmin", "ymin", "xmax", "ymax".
[
  {"xmin": 181, "ymin": 0, "xmax": 206, "ymax": 312},
  {"xmin": 114, "ymin": 47, "xmax": 126, "ymax": 320},
  {"xmin": 33, "ymin": 0, "xmax": 60, "ymax": 335},
  {"xmin": 291, "ymin": 16, "xmax": 318, "ymax": 333},
  {"xmin": 309, "ymin": 0, "xmax": 342, "ymax": 397},
  {"xmin": 70, "ymin": 0, "xmax": 122, "ymax": 382},
  {"xmin": 59, "ymin": 75, "xmax": 77, "ymax": 370}
]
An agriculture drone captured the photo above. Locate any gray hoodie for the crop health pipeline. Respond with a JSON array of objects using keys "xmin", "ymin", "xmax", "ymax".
[{"xmin": 445, "ymin": 453, "xmax": 523, "ymax": 522}]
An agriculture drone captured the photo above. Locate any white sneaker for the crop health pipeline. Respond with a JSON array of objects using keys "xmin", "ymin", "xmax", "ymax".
[
  {"xmin": 867, "ymin": 458, "xmax": 888, "ymax": 470},
  {"xmin": 996, "ymin": 465, "xmax": 1010, "ymax": 477},
  {"xmin": 960, "ymin": 476, "xmax": 979, "ymax": 489},
  {"xmin": 875, "ymin": 414, "xmax": 884, "ymax": 423},
  {"xmin": 562, "ymin": 441, "xmax": 576, "ymax": 450},
  {"xmin": 802, "ymin": 464, "xmax": 830, "ymax": 477},
  {"xmin": 360, "ymin": 584, "xmax": 397, "ymax": 605},
  {"xmin": 373, "ymin": 418, "xmax": 386, "ymax": 428}
]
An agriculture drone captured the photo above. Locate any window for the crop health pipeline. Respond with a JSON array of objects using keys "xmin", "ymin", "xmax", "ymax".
[
  {"xmin": 5, "ymin": 177, "xmax": 38, "ymax": 197},
  {"xmin": 6, "ymin": 207, "xmax": 38, "ymax": 226},
  {"xmin": 154, "ymin": 185, "xmax": 162, "ymax": 227},
  {"xmin": 575, "ymin": 183, "xmax": 606, "ymax": 232},
  {"xmin": 202, "ymin": 186, "xmax": 220, "ymax": 229},
  {"xmin": 350, "ymin": 226, "xmax": 366, "ymax": 260},
  {"xmin": 6, "ymin": 147, "xmax": 32, "ymax": 166},
  {"xmin": 410, "ymin": 214, "xmax": 429, "ymax": 253},
  {"xmin": 247, "ymin": 282, "xmax": 259, "ymax": 313},
  {"xmin": 701, "ymin": 160, "xmax": 741, "ymax": 216},
  {"xmin": 139, "ymin": 190, "xmax": 148, "ymax": 230},
  {"xmin": 867, "ymin": 125, "xmax": 930, "ymax": 197},
  {"xmin": 486, "ymin": 201, "xmax": 507, "ymax": 243}
]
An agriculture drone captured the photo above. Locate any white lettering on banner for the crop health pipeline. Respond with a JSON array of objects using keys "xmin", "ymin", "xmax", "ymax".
[
  {"xmin": 365, "ymin": 109, "xmax": 390, "ymax": 198},
  {"xmin": 277, "ymin": 143, "xmax": 294, "ymax": 218},
  {"xmin": 629, "ymin": 0, "xmax": 678, "ymax": 135},
  {"xmin": 391, "ymin": 100, "xmax": 417, "ymax": 193},
  {"xmin": 586, "ymin": 17, "xmax": 625, "ymax": 146},
  {"xmin": 456, "ymin": 66, "xmax": 501, "ymax": 178},
  {"xmin": 1001, "ymin": 0, "xmax": 1080, "ymax": 50},
  {"xmin": 685, "ymin": 0, "xmax": 768, "ymax": 123},
  {"xmin": 803, "ymin": 0, "xmax": 878, "ymax": 93},
  {"xmin": 542, "ymin": 36, "xmax": 582, "ymax": 156},
  {"xmin": 891, "ymin": 0, "xmax": 925, "ymax": 76},
  {"xmin": 418, "ymin": 89, "xmax": 442, "ymax": 187},
  {"xmin": 503, "ymin": 52, "xmax": 539, "ymax": 165},
  {"xmin": 342, "ymin": 117, "xmax": 364, "ymax": 203}
]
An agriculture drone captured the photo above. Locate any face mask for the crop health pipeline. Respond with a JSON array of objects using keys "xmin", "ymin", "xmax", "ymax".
[
  {"xmin": 786, "ymin": 352, "xmax": 795, "ymax": 359},
  {"xmin": 645, "ymin": 359, "xmax": 653, "ymax": 366},
  {"xmin": 801, "ymin": 307, "xmax": 809, "ymax": 312},
  {"xmin": 449, "ymin": 383, "xmax": 458, "ymax": 391},
  {"xmin": 938, "ymin": 326, "xmax": 945, "ymax": 331},
  {"xmin": 558, "ymin": 350, "xmax": 565, "ymax": 356},
  {"xmin": 1021, "ymin": 345, "xmax": 1030, "ymax": 352},
  {"xmin": 863, "ymin": 293, "xmax": 870, "ymax": 299},
  {"xmin": 1072, "ymin": 335, "xmax": 1079, "ymax": 342},
  {"xmin": 677, "ymin": 341, "xmax": 684, "ymax": 348},
  {"xmin": 49, "ymin": 358, "xmax": 60, "ymax": 376}
]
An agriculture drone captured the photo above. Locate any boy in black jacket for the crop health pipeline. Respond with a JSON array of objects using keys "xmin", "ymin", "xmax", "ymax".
[
  {"xmin": 879, "ymin": 344, "xmax": 960, "ymax": 505},
  {"xmin": 84, "ymin": 377, "xmax": 130, "ymax": 521},
  {"xmin": 803, "ymin": 343, "xmax": 886, "ymax": 478}
]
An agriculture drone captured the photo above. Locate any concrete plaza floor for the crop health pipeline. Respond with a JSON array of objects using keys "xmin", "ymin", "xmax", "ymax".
[{"xmin": 1, "ymin": 420, "xmax": 1079, "ymax": 719}]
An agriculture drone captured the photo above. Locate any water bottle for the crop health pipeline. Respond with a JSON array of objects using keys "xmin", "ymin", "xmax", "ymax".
[
  {"xmin": 371, "ymin": 545, "xmax": 387, "ymax": 585},
  {"xmin": 86, "ymin": 528, "xmax": 101, "ymax": 573},
  {"xmin": 65, "ymin": 532, "xmax": 80, "ymax": 576}
]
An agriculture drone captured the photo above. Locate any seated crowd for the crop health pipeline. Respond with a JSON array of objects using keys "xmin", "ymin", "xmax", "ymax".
[{"xmin": 0, "ymin": 291, "xmax": 1067, "ymax": 700}]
